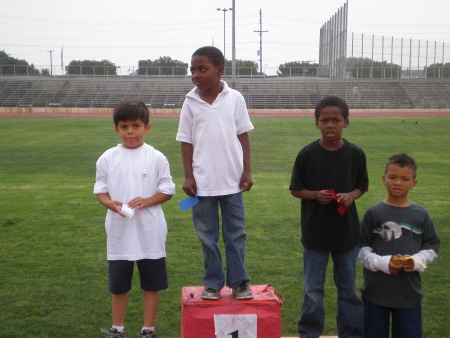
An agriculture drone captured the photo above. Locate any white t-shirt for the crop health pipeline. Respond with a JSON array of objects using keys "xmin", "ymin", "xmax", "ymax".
[
  {"xmin": 93, "ymin": 143, "xmax": 175, "ymax": 260},
  {"xmin": 176, "ymin": 80, "xmax": 254, "ymax": 196}
]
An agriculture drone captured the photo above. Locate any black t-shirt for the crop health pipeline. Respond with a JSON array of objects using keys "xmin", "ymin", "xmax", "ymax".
[{"xmin": 290, "ymin": 139, "xmax": 368, "ymax": 251}]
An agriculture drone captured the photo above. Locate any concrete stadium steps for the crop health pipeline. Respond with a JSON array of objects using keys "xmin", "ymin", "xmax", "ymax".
[{"xmin": 1, "ymin": 76, "xmax": 449, "ymax": 109}]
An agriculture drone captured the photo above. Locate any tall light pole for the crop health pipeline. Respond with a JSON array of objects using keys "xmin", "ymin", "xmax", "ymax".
[
  {"xmin": 217, "ymin": 7, "xmax": 232, "ymax": 74},
  {"xmin": 47, "ymin": 50, "xmax": 54, "ymax": 75}
]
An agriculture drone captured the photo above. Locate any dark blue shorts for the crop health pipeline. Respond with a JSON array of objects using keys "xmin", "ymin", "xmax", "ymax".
[{"xmin": 108, "ymin": 258, "xmax": 168, "ymax": 294}]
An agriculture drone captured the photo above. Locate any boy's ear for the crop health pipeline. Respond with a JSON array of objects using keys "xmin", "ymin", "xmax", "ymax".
[
  {"xmin": 145, "ymin": 123, "xmax": 152, "ymax": 133},
  {"xmin": 217, "ymin": 65, "xmax": 225, "ymax": 76}
]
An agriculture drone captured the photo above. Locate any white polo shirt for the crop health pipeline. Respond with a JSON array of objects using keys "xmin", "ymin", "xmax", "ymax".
[{"xmin": 176, "ymin": 81, "xmax": 254, "ymax": 196}]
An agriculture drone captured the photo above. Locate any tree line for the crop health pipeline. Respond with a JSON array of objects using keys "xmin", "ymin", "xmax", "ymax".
[{"xmin": 1, "ymin": 50, "xmax": 449, "ymax": 78}]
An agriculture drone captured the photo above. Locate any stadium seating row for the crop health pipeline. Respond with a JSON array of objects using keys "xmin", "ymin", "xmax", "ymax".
[{"xmin": 1, "ymin": 76, "xmax": 449, "ymax": 109}]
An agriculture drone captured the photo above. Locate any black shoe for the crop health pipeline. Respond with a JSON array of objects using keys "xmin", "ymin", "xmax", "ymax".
[
  {"xmin": 201, "ymin": 287, "xmax": 220, "ymax": 300},
  {"xmin": 140, "ymin": 329, "xmax": 156, "ymax": 338},
  {"xmin": 233, "ymin": 283, "xmax": 253, "ymax": 300},
  {"xmin": 101, "ymin": 328, "xmax": 126, "ymax": 338}
]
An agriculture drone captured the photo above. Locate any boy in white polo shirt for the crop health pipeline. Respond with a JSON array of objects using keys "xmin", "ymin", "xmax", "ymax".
[
  {"xmin": 176, "ymin": 46, "xmax": 254, "ymax": 301},
  {"xmin": 94, "ymin": 99, "xmax": 175, "ymax": 338}
]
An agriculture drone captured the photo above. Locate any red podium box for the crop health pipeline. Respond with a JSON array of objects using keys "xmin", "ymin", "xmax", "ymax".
[{"xmin": 181, "ymin": 284, "xmax": 283, "ymax": 338}]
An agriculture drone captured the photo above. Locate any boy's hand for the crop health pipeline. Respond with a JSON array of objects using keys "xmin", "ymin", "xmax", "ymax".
[
  {"xmin": 388, "ymin": 255, "xmax": 404, "ymax": 274},
  {"xmin": 390, "ymin": 254, "xmax": 414, "ymax": 273},
  {"xmin": 391, "ymin": 254, "xmax": 415, "ymax": 272},
  {"xmin": 96, "ymin": 194, "xmax": 126, "ymax": 217},
  {"xmin": 317, "ymin": 190, "xmax": 335, "ymax": 204},
  {"xmin": 127, "ymin": 197, "xmax": 146, "ymax": 209},
  {"xmin": 182, "ymin": 177, "xmax": 197, "ymax": 197},
  {"xmin": 240, "ymin": 172, "xmax": 253, "ymax": 192},
  {"xmin": 401, "ymin": 259, "xmax": 415, "ymax": 272},
  {"xmin": 109, "ymin": 200, "xmax": 126, "ymax": 218},
  {"xmin": 336, "ymin": 192, "xmax": 354, "ymax": 207}
]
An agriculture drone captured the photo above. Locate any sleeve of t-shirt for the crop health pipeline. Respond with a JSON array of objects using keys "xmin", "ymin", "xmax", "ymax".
[
  {"xmin": 421, "ymin": 211, "xmax": 440, "ymax": 252},
  {"xmin": 176, "ymin": 101, "xmax": 193, "ymax": 143},
  {"xmin": 289, "ymin": 149, "xmax": 306, "ymax": 191},
  {"xmin": 235, "ymin": 95, "xmax": 254, "ymax": 135},
  {"xmin": 93, "ymin": 154, "xmax": 108, "ymax": 195},
  {"xmin": 358, "ymin": 207, "xmax": 374, "ymax": 248},
  {"xmin": 355, "ymin": 147, "xmax": 369, "ymax": 192},
  {"xmin": 156, "ymin": 154, "xmax": 176, "ymax": 196}
]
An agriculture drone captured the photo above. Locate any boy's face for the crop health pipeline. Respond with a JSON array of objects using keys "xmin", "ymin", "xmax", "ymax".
[
  {"xmin": 114, "ymin": 118, "xmax": 151, "ymax": 149},
  {"xmin": 382, "ymin": 164, "xmax": 417, "ymax": 199},
  {"xmin": 190, "ymin": 55, "xmax": 223, "ymax": 93},
  {"xmin": 315, "ymin": 106, "xmax": 349, "ymax": 142}
]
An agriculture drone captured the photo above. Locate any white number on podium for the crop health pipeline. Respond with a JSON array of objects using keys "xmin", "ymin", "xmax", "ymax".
[{"xmin": 214, "ymin": 314, "xmax": 257, "ymax": 338}]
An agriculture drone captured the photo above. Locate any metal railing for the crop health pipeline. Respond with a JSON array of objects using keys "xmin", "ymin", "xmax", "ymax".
[{"xmin": 1, "ymin": 65, "xmax": 450, "ymax": 79}]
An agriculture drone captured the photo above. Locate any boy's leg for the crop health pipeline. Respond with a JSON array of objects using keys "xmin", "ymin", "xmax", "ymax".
[
  {"xmin": 392, "ymin": 306, "xmax": 422, "ymax": 338},
  {"xmin": 192, "ymin": 197, "xmax": 224, "ymax": 290},
  {"xmin": 332, "ymin": 248, "xmax": 364, "ymax": 337},
  {"xmin": 298, "ymin": 248, "xmax": 328, "ymax": 338},
  {"xmin": 112, "ymin": 293, "xmax": 129, "ymax": 326},
  {"xmin": 220, "ymin": 193, "xmax": 250, "ymax": 288},
  {"xmin": 108, "ymin": 260, "xmax": 134, "ymax": 327},
  {"xmin": 136, "ymin": 258, "xmax": 168, "ymax": 327},
  {"xmin": 363, "ymin": 300, "xmax": 390, "ymax": 338},
  {"xmin": 143, "ymin": 291, "xmax": 158, "ymax": 327}
]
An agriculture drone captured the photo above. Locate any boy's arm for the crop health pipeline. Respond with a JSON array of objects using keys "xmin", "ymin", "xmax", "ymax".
[
  {"xmin": 290, "ymin": 189, "xmax": 335, "ymax": 205},
  {"xmin": 337, "ymin": 188, "xmax": 365, "ymax": 207},
  {"xmin": 357, "ymin": 247, "xmax": 434, "ymax": 275},
  {"xmin": 408, "ymin": 249, "xmax": 439, "ymax": 272},
  {"xmin": 127, "ymin": 192, "xmax": 173, "ymax": 209},
  {"xmin": 180, "ymin": 142, "xmax": 196, "ymax": 197},
  {"xmin": 291, "ymin": 188, "xmax": 365, "ymax": 206},
  {"xmin": 96, "ymin": 193, "xmax": 125, "ymax": 217},
  {"xmin": 358, "ymin": 209, "xmax": 401, "ymax": 275},
  {"xmin": 358, "ymin": 246, "xmax": 400, "ymax": 274},
  {"xmin": 407, "ymin": 213, "xmax": 440, "ymax": 272},
  {"xmin": 237, "ymin": 132, "xmax": 253, "ymax": 192}
]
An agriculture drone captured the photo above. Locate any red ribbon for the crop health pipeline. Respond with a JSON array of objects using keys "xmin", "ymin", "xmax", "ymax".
[{"xmin": 326, "ymin": 189, "xmax": 347, "ymax": 216}]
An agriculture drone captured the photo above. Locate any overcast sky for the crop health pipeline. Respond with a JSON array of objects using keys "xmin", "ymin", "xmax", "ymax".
[{"xmin": 1, "ymin": 0, "xmax": 449, "ymax": 75}]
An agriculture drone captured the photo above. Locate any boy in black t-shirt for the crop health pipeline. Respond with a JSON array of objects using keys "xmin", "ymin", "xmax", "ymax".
[{"xmin": 290, "ymin": 96, "xmax": 368, "ymax": 338}]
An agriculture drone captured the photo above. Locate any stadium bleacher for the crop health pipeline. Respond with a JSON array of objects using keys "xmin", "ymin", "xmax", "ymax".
[{"xmin": 1, "ymin": 76, "xmax": 449, "ymax": 109}]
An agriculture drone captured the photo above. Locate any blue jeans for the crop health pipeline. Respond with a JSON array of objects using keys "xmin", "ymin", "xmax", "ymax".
[
  {"xmin": 192, "ymin": 193, "xmax": 250, "ymax": 290},
  {"xmin": 298, "ymin": 247, "xmax": 364, "ymax": 338},
  {"xmin": 364, "ymin": 299, "xmax": 422, "ymax": 338}
]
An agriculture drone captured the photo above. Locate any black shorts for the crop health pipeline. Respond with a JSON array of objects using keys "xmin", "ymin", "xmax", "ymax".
[{"xmin": 108, "ymin": 258, "xmax": 168, "ymax": 294}]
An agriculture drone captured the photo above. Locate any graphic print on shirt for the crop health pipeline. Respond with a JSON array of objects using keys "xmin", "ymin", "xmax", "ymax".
[{"xmin": 374, "ymin": 221, "xmax": 423, "ymax": 241}]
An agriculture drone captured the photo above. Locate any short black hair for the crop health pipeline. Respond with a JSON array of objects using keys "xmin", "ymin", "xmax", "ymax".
[
  {"xmin": 385, "ymin": 153, "xmax": 417, "ymax": 178},
  {"xmin": 113, "ymin": 99, "xmax": 149, "ymax": 126},
  {"xmin": 314, "ymin": 96, "xmax": 349, "ymax": 121},
  {"xmin": 192, "ymin": 46, "xmax": 224, "ymax": 67}
]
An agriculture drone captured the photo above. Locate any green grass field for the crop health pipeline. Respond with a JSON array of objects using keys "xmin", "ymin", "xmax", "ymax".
[{"xmin": 0, "ymin": 115, "xmax": 448, "ymax": 337}]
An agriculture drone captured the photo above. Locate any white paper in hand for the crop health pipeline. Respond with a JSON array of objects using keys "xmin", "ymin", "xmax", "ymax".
[{"xmin": 121, "ymin": 204, "xmax": 135, "ymax": 219}]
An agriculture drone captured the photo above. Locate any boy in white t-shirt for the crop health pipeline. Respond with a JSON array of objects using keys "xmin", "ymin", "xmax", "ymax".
[
  {"xmin": 94, "ymin": 99, "xmax": 175, "ymax": 338},
  {"xmin": 176, "ymin": 46, "xmax": 254, "ymax": 301}
]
